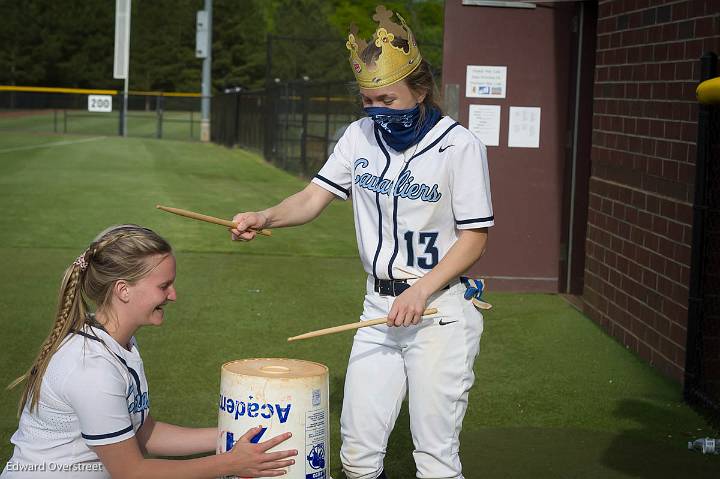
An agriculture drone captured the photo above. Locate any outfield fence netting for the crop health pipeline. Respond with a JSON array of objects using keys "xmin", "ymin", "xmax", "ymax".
[{"xmin": 0, "ymin": 87, "xmax": 202, "ymax": 141}]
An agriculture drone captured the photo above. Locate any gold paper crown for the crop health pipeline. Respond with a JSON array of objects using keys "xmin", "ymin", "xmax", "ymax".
[{"xmin": 346, "ymin": 5, "xmax": 422, "ymax": 89}]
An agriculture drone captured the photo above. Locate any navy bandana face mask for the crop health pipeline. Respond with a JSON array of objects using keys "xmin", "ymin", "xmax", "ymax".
[{"xmin": 365, "ymin": 104, "xmax": 441, "ymax": 152}]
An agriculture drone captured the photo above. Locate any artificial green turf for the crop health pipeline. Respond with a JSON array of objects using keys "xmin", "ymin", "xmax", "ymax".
[{"xmin": 0, "ymin": 132, "xmax": 718, "ymax": 478}]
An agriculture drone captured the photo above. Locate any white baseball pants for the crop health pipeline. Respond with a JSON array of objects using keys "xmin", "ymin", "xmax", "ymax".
[{"xmin": 340, "ymin": 277, "xmax": 483, "ymax": 479}]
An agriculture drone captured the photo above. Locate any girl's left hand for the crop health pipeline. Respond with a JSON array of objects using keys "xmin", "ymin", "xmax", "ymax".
[{"xmin": 387, "ymin": 285, "xmax": 430, "ymax": 327}]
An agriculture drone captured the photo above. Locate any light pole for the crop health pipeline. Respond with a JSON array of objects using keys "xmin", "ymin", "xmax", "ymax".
[
  {"xmin": 113, "ymin": 0, "xmax": 131, "ymax": 137},
  {"xmin": 197, "ymin": 0, "xmax": 213, "ymax": 142}
]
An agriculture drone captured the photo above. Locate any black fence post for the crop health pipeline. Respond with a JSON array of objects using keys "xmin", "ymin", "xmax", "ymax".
[
  {"xmin": 282, "ymin": 82, "xmax": 290, "ymax": 169},
  {"xmin": 118, "ymin": 94, "xmax": 124, "ymax": 136},
  {"xmin": 234, "ymin": 92, "xmax": 241, "ymax": 147},
  {"xmin": 324, "ymin": 84, "xmax": 331, "ymax": 160},
  {"xmin": 156, "ymin": 95, "xmax": 164, "ymax": 139},
  {"xmin": 264, "ymin": 84, "xmax": 275, "ymax": 162},
  {"xmin": 63, "ymin": 109, "xmax": 67, "ymax": 133},
  {"xmin": 684, "ymin": 52, "xmax": 718, "ymax": 409},
  {"xmin": 264, "ymin": 34, "xmax": 275, "ymax": 161},
  {"xmin": 53, "ymin": 110, "xmax": 58, "ymax": 133},
  {"xmin": 300, "ymin": 82, "xmax": 309, "ymax": 176}
]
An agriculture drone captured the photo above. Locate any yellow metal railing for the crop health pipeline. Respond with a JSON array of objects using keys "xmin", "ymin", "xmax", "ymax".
[
  {"xmin": 0, "ymin": 85, "xmax": 202, "ymax": 97},
  {"xmin": 0, "ymin": 86, "xmax": 118, "ymax": 95}
]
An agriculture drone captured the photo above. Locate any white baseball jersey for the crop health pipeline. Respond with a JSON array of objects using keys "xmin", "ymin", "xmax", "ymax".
[
  {"xmin": 2, "ymin": 326, "xmax": 149, "ymax": 478},
  {"xmin": 312, "ymin": 116, "xmax": 494, "ymax": 280}
]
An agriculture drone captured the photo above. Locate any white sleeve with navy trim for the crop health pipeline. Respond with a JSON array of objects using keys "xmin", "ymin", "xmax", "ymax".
[
  {"xmin": 311, "ymin": 122, "xmax": 355, "ymax": 200},
  {"xmin": 64, "ymin": 356, "xmax": 135, "ymax": 446},
  {"xmin": 449, "ymin": 136, "xmax": 495, "ymax": 229}
]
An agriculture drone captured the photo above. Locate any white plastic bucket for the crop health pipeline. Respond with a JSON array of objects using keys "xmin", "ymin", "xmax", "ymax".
[{"xmin": 217, "ymin": 358, "xmax": 329, "ymax": 479}]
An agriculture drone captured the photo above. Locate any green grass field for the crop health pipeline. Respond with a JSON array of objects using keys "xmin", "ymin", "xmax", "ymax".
[{"xmin": 0, "ymin": 132, "xmax": 718, "ymax": 478}]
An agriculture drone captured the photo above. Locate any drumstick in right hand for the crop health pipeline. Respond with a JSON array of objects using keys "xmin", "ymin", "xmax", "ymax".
[{"xmin": 156, "ymin": 205, "xmax": 272, "ymax": 237}]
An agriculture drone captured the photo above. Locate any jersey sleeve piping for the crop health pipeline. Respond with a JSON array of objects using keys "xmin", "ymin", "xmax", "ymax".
[
  {"xmin": 456, "ymin": 215, "xmax": 495, "ymax": 229},
  {"xmin": 81, "ymin": 424, "xmax": 134, "ymax": 444},
  {"xmin": 312, "ymin": 174, "xmax": 349, "ymax": 200}
]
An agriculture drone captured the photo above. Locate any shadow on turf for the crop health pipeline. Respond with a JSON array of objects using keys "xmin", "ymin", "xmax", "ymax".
[
  {"xmin": 601, "ymin": 398, "xmax": 718, "ymax": 479},
  {"xmin": 456, "ymin": 400, "xmax": 718, "ymax": 479}
]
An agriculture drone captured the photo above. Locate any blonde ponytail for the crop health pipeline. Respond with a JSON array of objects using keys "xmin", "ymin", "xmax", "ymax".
[{"xmin": 9, "ymin": 261, "xmax": 89, "ymax": 415}]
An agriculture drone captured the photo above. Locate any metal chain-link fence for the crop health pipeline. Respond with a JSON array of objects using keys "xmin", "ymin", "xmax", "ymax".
[
  {"xmin": 0, "ymin": 89, "xmax": 202, "ymax": 141},
  {"xmin": 211, "ymin": 81, "xmax": 363, "ymax": 177}
]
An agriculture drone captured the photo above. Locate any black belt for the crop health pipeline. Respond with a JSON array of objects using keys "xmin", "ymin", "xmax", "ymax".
[{"xmin": 373, "ymin": 278, "xmax": 450, "ymax": 297}]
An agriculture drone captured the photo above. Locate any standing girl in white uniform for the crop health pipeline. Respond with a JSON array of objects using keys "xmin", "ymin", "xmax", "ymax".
[
  {"xmin": 2, "ymin": 225, "xmax": 297, "ymax": 478},
  {"xmin": 231, "ymin": 6, "xmax": 493, "ymax": 478}
]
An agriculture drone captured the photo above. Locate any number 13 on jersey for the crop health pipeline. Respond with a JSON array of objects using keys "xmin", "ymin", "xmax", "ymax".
[{"xmin": 404, "ymin": 231, "xmax": 439, "ymax": 269}]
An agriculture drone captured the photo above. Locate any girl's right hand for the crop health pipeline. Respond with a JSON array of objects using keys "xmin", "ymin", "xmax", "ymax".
[
  {"xmin": 226, "ymin": 426, "xmax": 297, "ymax": 477},
  {"xmin": 230, "ymin": 212, "xmax": 268, "ymax": 241}
]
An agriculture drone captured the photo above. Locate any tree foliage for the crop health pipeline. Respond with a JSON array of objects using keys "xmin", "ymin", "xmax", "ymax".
[{"xmin": 0, "ymin": 0, "xmax": 444, "ymax": 92}]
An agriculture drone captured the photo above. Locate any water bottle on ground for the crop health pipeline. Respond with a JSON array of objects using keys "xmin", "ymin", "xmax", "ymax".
[{"xmin": 688, "ymin": 437, "xmax": 719, "ymax": 455}]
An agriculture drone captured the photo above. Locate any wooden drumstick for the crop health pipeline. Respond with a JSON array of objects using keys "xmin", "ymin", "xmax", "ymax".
[
  {"xmin": 156, "ymin": 205, "xmax": 272, "ymax": 237},
  {"xmin": 287, "ymin": 308, "xmax": 439, "ymax": 342}
]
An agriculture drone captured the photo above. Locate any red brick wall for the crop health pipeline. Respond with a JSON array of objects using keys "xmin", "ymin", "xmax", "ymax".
[{"xmin": 584, "ymin": 0, "xmax": 719, "ymax": 381}]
